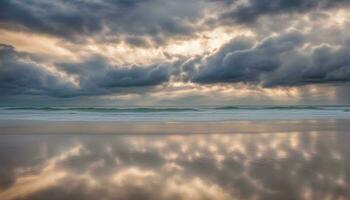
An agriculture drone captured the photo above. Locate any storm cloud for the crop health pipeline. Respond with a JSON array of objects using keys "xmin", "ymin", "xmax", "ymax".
[
  {"xmin": 58, "ymin": 56, "xmax": 177, "ymax": 95},
  {"xmin": 220, "ymin": 0, "xmax": 350, "ymax": 24},
  {"xmin": 0, "ymin": 44, "xmax": 177, "ymax": 97},
  {"xmin": 0, "ymin": 0, "xmax": 202, "ymax": 43},
  {"xmin": 0, "ymin": 44, "xmax": 77, "ymax": 97},
  {"xmin": 190, "ymin": 32, "xmax": 304, "ymax": 85},
  {"xmin": 1, "ymin": 0, "xmax": 350, "ymax": 104},
  {"xmin": 188, "ymin": 31, "xmax": 350, "ymax": 88}
]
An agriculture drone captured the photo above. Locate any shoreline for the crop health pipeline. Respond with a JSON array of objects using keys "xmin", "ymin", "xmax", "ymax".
[{"xmin": 1, "ymin": 119, "xmax": 349, "ymax": 135}]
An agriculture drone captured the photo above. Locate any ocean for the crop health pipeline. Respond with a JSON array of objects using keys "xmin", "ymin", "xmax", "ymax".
[{"xmin": 1, "ymin": 105, "xmax": 350, "ymax": 122}]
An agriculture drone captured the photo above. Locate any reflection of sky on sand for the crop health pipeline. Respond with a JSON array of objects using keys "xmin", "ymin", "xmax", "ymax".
[{"xmin": 0, "ymin": 131, "xmax": 350, "ymax": 200}]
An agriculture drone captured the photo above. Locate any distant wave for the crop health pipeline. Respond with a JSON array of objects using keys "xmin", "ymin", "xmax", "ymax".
[
  {"xmin": 4, "ymin": 107, "xmax": 200, "ymax": 112},
  {"xmin": 3, "ymin": 105, "xmax": 350, "ymax": 112},
  {"xmin": 215, "ymin": 106, "xmax": 323, "ymax": 110},
  {"xmin": 5, "ymin": 107, "xmax": 63, "ymax": 111}
]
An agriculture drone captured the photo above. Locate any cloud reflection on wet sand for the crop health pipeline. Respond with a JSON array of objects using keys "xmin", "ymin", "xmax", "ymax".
[{"xmin": 0, "ymin": 130, "xmax": 350, "ymax": 200}]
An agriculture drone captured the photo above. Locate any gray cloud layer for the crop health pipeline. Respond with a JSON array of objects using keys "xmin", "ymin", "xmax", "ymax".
[
  {"xmin": 0, "ymin": 44, "xmax": 77, "ymax": 97},
  {"xmin": 1, "ymin": 28, "xmax": 350, "ymax": 98},
  {"xmin": 0, "ymin": 0, "xmax": 202, "ymax": 44},
  {"xmin": 188, "ymin": 31, "xmax": 350, "ymax": 87},
  {"xmin": 58, "ymin": 56, "xmax": 176, "ymax": 95},
  {"xmin": 1, "ymin": 0, "xmax": 350, "ymax": 102},
  {"xmin": 220, "ymin": 0, "xmax": 350, "ymax": 24},
  {"xmin": 0, "ymin": 44, "xmax": 177, "ymax": 97}
]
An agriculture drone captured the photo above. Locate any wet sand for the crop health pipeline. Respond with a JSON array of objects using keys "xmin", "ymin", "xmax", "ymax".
[
  {"xmin": 1, "ymin": 119, "xmax": 350, "ymax": 135},
  {"xmin": 0, "ymin": 120, "xmax": 350, "ymax": 200}
]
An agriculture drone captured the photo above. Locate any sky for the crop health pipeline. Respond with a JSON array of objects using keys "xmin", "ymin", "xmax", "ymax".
[{"xmin": 1, "ymin": 0, "xmax": 350, "ymax": 106}]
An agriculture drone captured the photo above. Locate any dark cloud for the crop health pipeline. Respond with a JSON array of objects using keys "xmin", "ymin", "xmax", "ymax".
[
  {"xmin": 0, "ymin": 0, "xmax": 201, "ymax": 43},
  {"xmin": 187, "ymin": 32, "xmax": 350, "ymax": 88},
  {"xmin": 189, "ymin": 32, "xmax": 304, "ymax": 85},
  {"xmin": 3, "ymin": 0, "xmax": 347, "ymax": 44},
  {"xmin": 125, "ymin": 36, "xmax": 150, "ymax": 47},
  {"xmin": 220, "ymin": 0, "xmax": 350, "ymax": 24},
  {"xmin": 0, "ymin": 44, "xmax": 77, "ymax": 97},
  {"xmin": 0, "ymin": 44, "xmax": 177, "ymax": 97},
  {"xmin": 58, "ymin": 56, "xmax": 177, "ymax": 95},
  {"xmin": 264, "ymin": 43, "xmax": 350, "ymax": 87}
]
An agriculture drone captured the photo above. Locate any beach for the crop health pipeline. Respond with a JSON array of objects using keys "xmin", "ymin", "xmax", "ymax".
[{"xmin": 0, "ymin": 109, "xmax": 350, "ymax": 200}]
